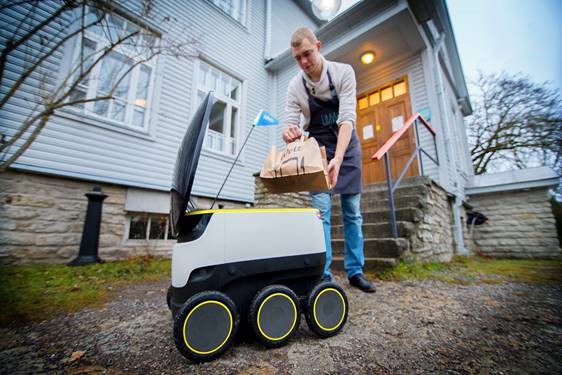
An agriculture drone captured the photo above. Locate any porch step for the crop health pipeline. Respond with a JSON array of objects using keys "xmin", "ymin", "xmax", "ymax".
[
  {"xmin": 331, "ymin": 221, "xmax": 416, "ymax": 239},
  {"xmin": 331, "ymin": 238, "xmax": 409, "ymax": 258},
  {"xmin": 362, "ymin": 176, "xmax": 430, "ymax": 192},
  {"xmin": 332, "ymin": 207, "xmax": 423, "ymax": 225},
  {"xmin": 331, "ymin": 256, "xmax": 398, "ymax": 273},
  {"xmin": 331, "ymin": 195, "xmax": 426, "ymax": 215}
]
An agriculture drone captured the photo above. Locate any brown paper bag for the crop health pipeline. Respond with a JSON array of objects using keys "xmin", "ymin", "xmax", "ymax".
[{"xmin": 259, "ymin": 136, "xmax": 331, "ymax": 193}]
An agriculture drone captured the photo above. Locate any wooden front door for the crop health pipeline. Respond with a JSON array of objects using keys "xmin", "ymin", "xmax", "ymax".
[{"xmin": 357, "ymin": 78, "xmax": 418, "ymax": 185}]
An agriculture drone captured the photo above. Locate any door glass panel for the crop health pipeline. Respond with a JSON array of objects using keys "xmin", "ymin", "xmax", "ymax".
[
  {"xmin": 381, "ymin": 86, "xmax": 393, "ymax": 102},
  {"xmin": 369, "ymin": 92, "xmax": 379, "ymax": 106},
  {"xmin": 393, "ymin": 81, "xmax": 407, "ymax": 97},
  {"xmin": 358, "ymin": 96, "xmax": 368, "ymax": 110}
]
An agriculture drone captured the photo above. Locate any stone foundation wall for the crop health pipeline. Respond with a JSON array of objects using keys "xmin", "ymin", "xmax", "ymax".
[
  {"xmin": 0, "ymin": 170, "xmax": 174, "ymax": 264},
  {"xmin": 254, "ymin": 176, "xmax": 311, "ymax": 208},
  {"xmin": 408, "ymin": 179, "xmax": 456, "ymax": 262},
  {"xmin": 467, "ymin": 188, "xmax": 561, "ymax": 259}
]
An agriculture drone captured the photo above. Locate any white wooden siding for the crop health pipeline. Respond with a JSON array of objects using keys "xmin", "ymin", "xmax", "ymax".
[
  {"xmin": 269, "ymin": 1, "xmax": 318, "ymax": 59},
  {"xmin": 1, "ymin": 0, "xmax": 286, "ymax": 203}
]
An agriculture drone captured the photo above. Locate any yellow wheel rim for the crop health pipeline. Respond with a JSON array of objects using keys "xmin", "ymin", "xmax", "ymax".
[
  {"xmin": 257, "ymin": 293, "xmax": 297, "ymax": 341},
  {"xmin": 313, "ymin": 288, "xmax": 346, "ymax": 331},
  {"xmin": 182, "ymin": 300, "xmax": 233, "ymax": 355}
]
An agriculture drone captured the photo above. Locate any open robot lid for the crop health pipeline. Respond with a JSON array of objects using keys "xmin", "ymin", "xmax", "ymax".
[{"xmin": 170, "ymin": 91, "xmax": 215, "ymax": 236}]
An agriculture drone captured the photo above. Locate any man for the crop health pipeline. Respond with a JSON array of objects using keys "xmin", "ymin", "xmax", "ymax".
[{"xmin": 283, "ymin": 27, "xmax": 375, "ymax": 293}]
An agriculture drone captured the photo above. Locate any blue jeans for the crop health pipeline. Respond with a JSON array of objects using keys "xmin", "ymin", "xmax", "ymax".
[{"xmin": 311, "ymin": 192, "xmax": 364, "ymax": 278}]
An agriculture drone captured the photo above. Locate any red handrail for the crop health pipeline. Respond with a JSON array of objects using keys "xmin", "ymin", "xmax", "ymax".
[{"xmin": 371, "ymin": 113, "xmax": 436, "ymax": 161}]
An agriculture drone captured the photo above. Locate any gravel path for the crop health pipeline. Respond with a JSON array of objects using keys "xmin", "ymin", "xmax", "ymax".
[{"xmin": 1, "ymin": 274, "xmax": 561, "ymax": 374}]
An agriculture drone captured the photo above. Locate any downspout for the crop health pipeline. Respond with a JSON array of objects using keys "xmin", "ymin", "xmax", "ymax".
[
  {"xmin": 432, "ymin": 33, "xmax": 467, "ymax": 255},
  {"xmin": 264, "ymin": 0, "xmax": 277, "ymax": 147},
  {"xmin": 264, "ymin": 0, "xmax": 272, "ymax": 62}
]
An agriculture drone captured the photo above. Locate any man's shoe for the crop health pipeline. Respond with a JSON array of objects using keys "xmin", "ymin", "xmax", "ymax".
[
  {"xmin": 348, "ymin": 274, "xmax": 376, "ymax": 293},
  {"xmin": 321, "ymin": 274, "xmax": 332, "ymax": 283}
]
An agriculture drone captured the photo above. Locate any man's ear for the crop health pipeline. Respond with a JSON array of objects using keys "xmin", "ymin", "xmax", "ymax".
[{"xmin": 316, "ymin": 40, "xmax": 322, "ymax": 52}]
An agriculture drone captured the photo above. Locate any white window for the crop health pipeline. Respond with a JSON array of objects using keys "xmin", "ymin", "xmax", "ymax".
[
  {"xmin": 210, "ymin": 0, "xmax": 247, "ymax": 24},
  {"xmin": 67, "ymin": 7, "xmax": 157, "ymax": 131},
  {"xmin": 197, "ymin": 61, "xmax": 242, "ymax": 156},
  {"xmin": 127, "ymin": 213, "xmax": 172, "ymax": 240}
]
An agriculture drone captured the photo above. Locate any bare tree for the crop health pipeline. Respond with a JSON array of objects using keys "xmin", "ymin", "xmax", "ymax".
[
  {"xmin": 467, "ymin": 72, "xmax": 562, "ymax": 175},
  {"xmin": 0, "ymin": 0, "xmax": 199, "ymax": 171}
]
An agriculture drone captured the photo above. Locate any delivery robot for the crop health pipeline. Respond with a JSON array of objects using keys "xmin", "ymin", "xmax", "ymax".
[{"xmin": 168, "ymin": 92, "xmax": 349, "ymax": 363}]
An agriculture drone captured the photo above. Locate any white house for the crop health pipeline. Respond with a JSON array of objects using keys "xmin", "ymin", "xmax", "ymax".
[{"xmin": 0, "ymin": 0, "xmax": 477, "ymax": 264}]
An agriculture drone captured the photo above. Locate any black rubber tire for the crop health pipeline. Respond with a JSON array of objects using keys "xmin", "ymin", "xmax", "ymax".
[
  {"xmin": 305, "ymin": 282, "xmax": 348, "ymax": 338},
  {"xmin": 173, "ymin": 291, "xmax": 239, "ymax": 363},
  {"xmin": 249, "ymin": 285, "xmax": 301, "ymax": 348},
  {"xmin": 166, "ymin": 285, "xmax": 172, "ymax": 310}
]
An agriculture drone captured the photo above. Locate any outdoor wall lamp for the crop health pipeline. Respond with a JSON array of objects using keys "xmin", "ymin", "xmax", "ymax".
[
  {"xmin": 360, "ymin": 51, "xmax": 376, "ymax": 65},
  {"xmin": 311, "ymin": 0, "xmax": 342, "ymax": 20}
]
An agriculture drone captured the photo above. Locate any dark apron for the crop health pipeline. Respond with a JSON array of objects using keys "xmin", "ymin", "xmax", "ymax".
[{"xmin": 303, "ymin": 71, "xmax": 362, "ymax": 194}]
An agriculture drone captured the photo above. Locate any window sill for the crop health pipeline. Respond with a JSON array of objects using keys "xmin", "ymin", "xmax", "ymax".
[
  {"xmin": 55, "ymin": 108, "xmax": 156, "ymax": 142},
  {"xmin": 205, "ymin": 2, "xmax": 250, "ymax": 34},
  {"xmin": 125, "ymin": 239, "xmax": 176, "ymax": 244}
]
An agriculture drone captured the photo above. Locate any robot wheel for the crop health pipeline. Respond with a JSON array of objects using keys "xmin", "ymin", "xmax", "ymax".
[
  {"xmin": 304, "ymin": 282, "xmax": 348, "ymax": 338},
  {"xmin": 249, "ymin": 284, "xmax": 301, "ymax": 348},
  {"xmin": 173, "ymin": 291, "xmax": 239, "ymax": 363}
]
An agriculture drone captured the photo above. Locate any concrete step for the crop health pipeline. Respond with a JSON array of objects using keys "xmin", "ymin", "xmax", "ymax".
[
  {"xmin": 361, "ymin": 184, "xmax": 429, "ymax": 200},
  {"xmin": 331, "ymin": 207, "xmax": 423, "ymax": 225},
  {"xmin": 331, "ymin": 256, "xmax": 398, "ymax": 273},
  {"xmin": 331, "ymin": 195, "xmax": 425, "ymax": 215},
  {"xmin": 331, "ymin": 237, "xmax": 409, "ymax": 258},
  {"xmin": 331, "ymin": 221, "xmax": 416, "ymax": 239},
  {"xmin": 361, "ymin": 176, "xmax": 430, "ymax": 192}
]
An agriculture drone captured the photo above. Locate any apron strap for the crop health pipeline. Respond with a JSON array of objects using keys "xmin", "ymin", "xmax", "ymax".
[{"xmin": 302, "ymin": 70, "xmax": 339, "ymax": 100}]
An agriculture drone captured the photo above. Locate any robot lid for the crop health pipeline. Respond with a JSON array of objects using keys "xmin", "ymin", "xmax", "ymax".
[{"xmin": 170, "ymin": 91, "xmax": 214, "ymax": 237}]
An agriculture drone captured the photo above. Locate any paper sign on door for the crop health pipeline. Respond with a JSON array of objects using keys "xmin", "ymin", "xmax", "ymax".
[
  {"xmin": 362, "ymin": 124, "xmax": 374, "ymax": 140},
  {"xmin": 391, "ymin": 116, "xmax": 404, "ymax": 132}
]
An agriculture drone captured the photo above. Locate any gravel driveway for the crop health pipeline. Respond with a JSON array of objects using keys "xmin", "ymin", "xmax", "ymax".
[{"xmin": 1, "ymin": 274, "xmax": 561, "ymax": 374}]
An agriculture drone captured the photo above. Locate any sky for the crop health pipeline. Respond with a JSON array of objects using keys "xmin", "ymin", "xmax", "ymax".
[
  {"xmin": 447, "ymin": 0, "xmax": 562, "ymax": 95},
  {"xmin": 338, "ymin": 0, "xmax": 562, "ymax": 95}
]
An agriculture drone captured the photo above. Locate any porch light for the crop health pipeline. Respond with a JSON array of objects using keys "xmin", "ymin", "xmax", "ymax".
[
  {"xmin": 360, "ymin": 51, "xmax": 375, "ymax": 65},
  {"xmin": 311, "ymin": 0, "xmax": 341, "ymax": 21}
]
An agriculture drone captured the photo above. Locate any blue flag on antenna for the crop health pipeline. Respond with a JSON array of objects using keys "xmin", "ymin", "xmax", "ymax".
[{"xmin": 253, "ymin": 110, "xmax": 280, "ymax": 126}]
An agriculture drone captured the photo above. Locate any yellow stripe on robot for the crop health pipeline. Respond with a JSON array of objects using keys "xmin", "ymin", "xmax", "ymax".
[{"xmin": 186, "ymin": 208, "xmax": 319, "ymax": 216}]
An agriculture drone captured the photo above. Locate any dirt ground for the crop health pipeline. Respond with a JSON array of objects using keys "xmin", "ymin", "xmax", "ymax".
[{"xmin": 1, "ymin": 274, "xmax": 561, "ymax": 374}]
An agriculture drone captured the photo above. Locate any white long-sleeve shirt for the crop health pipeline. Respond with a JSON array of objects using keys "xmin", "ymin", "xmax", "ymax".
[{"xmin": 285, "ymin": 55, "xmax": 357, "ymax": 130}]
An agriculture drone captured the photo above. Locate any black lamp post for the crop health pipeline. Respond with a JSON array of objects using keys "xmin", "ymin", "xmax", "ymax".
[{"xmin": 69, "ymin": 186, "xmax": 107, "ymax": 266}]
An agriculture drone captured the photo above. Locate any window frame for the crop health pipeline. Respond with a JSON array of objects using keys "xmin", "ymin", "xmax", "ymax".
[
  {"xmin": 208, "ymin": 0, "xmax": 248, "ymax": 26},
  {"xmin": 195, "ymin": 60, "xmax": 243, "ymax": 158},
  {"xmin": 125, "ymin": 213, "xmax": 173, "ymax": 241},
  {"xmin": 63, "ymin": 7, "xmax": 158, "ymax": 134}
]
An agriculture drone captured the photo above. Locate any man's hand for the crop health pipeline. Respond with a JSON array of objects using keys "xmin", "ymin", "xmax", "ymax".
[
  {"xmin": 327, "ymin": 157, "xmax": 342, "ymax": 188},
  {"xmin": 282, "ymin": 125, "xmax": 303, "ymax": 143}
]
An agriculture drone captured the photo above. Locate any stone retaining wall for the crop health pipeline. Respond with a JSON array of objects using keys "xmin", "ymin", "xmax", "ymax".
[
  {"xmin": 0, "ymin": 170, "xmax": 174, "ymax": 264},
  {"xmin": 254, "ymin": 176, "xmax": 311, "ymax": 208},
  {"xmin": 467, "ymin": 188, "xmax": 561, "ymax": 258},
  {"xmin": 408, "ymin": 179, "xmax": 456, "ymax": 262}
]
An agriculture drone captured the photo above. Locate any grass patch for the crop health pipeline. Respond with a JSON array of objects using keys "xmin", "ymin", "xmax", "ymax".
[
  {"xmin": 373, "ymin": 256, "xmax": 562, "ymax": 285},
  {"xmin": 0, "ymin": 256, "xmax": 170, "ymax": 326}
]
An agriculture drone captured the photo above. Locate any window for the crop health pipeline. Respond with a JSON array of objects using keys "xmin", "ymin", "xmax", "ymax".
[
  {"xmin": 68, "ymin": 7, "xmax": 157, "ymax": 130},
  {"xmin": 128, "ymin": 213, "xmax": 173, "ymax": 240},
  {"xmin": 357, "ymin": 79, "xmax": 409, "ymax": 108},
  {"xmin": 197, "ymin": 61, "xmax": 242, "ymax": 156},
  {"xmin": 209, "ymin": 0, "xmax": 247, "ymax": 24}
]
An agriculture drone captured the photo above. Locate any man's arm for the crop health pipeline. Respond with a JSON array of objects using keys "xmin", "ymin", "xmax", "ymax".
[
  {"xmin": 328, "ymin": 121, "xmax": 352, "ymax": 187},
  {"xmin": 283, "ymin": 80, "xmax": 304, "ymax": 143},
  {"xmin": 328, "ymin": 65, "xmax": 357, "ymax": 187}
]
